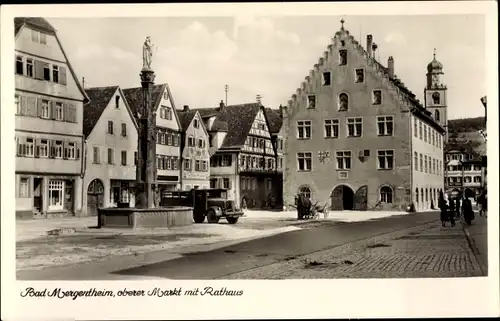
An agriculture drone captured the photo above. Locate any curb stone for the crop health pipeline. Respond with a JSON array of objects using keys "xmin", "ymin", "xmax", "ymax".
[{"xmin": 460, "ymin": 218, "xmax": 486, "ymax": 276}]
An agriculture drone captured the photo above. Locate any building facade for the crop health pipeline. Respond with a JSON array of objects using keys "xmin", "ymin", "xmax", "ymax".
[
  {"xmin": 194, "ymin": 102, "xmax": 281, "ymax": 209},
  {"xmin": 264, "ymin": 107, "xmax": 285, "ymax": 208},
  {"xmin": 177, "ymin": 106, "xmax": 211, "ymax": 190},
  {"xmin": 444, "ymin": 149, "xmax": 484, "ymax": 200},
  {"xmin": 123, "ymin": 84, "xmax": 182, "ymax": 194},
  {"xmin": 82, "ymin": 86, "xmax": 138, "ymax": 216},
  {"xmin": 283, "ymin": 22, "xmax": 445, "ymax": 212},
  {"xmin": 15, "ymin": 18, "xmax": 89, "ymax": 219}
]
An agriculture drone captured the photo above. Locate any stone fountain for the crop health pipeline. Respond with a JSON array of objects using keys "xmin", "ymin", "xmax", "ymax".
[{"xmin": 97, "ymin": 37, "xmax": 193, "ymax": 228}]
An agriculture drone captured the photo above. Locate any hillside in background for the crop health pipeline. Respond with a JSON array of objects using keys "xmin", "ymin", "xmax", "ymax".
[{"xmin": 446, "ymin": 116, "xmax": 487, "ymax": 156}]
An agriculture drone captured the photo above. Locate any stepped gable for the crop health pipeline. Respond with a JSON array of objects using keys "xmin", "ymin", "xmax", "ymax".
[
  {"xmin": 83, "ymin": 86, "xmax": 119, "ymax": 138},
  {"xmin": 264, "ymin": 107, "xmax": 283, "ymax": 134},
  {"xmin": 122, "ymin": 84, "xmax": 165, "ymax": 117},
  {"xmin": 177, "ymin": 110, "xmax": 197, "ymax": 131},
  {"xmin": 286, "ymin": 22, "xmax": 444, "ymax": 133}
]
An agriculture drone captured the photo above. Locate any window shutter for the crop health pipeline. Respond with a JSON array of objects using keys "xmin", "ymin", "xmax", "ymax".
[
  {"xmin": 20, "ymin": 96, "xmax": 27, "ymax": 115},
  {"xmin": 49, "ymin": 140, "xmax": 55, "ymax": 158},
  {"xmin": 63, "ymin": 103, "xmax": 69, "ymax": 122},
  {"xmin": 63, "ymin": 140, "xmax": 68, "ymax": 159},
  {"xmin": 35, "ymin": 138, "xmax": 40, "ymax": 158},
  {"xmin": 70, "ymin": 104, "xmax": 77, "ymax": 123},
  {"xmin": 76, "ymin": 145, "xmax": 80, "ymax": 160},
  {"xmin": 60, "ymin": 66, "xmax": 67, "ymax": 85},
  {"xmin": 50, "ymin": 101, "xmax": 56, "ymax": 120},
  {"xmin": 35, "ymin": 98, "xmax": 42, "ymax": 117},
  {"xmin": 16, "ymin": 137, "xmax": 21, "ymax": 156},
  {"xmin": 34, "ymin": 60, "xmax": 44, "ymax": 80}
]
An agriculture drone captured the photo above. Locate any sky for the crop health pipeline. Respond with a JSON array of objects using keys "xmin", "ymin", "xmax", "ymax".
[{"xmin": 50, "ymin": 15, "xmax": 486, "ymax": 120}]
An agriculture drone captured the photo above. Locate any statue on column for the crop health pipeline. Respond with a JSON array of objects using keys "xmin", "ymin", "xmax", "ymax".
[{"xmin": 142, "ymin": 36, "xmax": 153, "ymax": 70}]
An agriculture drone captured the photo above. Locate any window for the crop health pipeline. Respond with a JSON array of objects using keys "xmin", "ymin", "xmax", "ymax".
[
  {"xmin": 15, "ymin": 95, "xmax": 21, "ymax": 115},
  {"xmin": 121, "ymin": 123, "xmax": 127, "ymax": 137},
  {"xmin": 297, "ymin": 121, "xmax": 311, "ymax": 139},
  {"xmin": 355, "ymin": 68, "xmax": 364, "ymax": 83},
  {"xmin": 195, "ymin": 160, "xmax": 201, "ymax": 171},
  {"xmin": 40, "ymin": 33, "xmax": 46, "ymax": 45},
  {"xmin": 19, "ymin": 177, "xmax": 29, "ymax": 198},
  {"xmin": 419, "ymin": 153, "xmax": 423, "ymax": 172},
  {"xmin": 41, "ymin": 100, "xmax": 50, "ymax": 118},
  {"xmin": 322, "ymin": 72, "xmax": 331, "ymax": 86},
  {"xmin": 347, "ymin": 117, "xmax": 362, "ymax": 137},
  {"xmin": 65, "ymin": 142, "xmax": 76, "ymax": 159},
  {"xmin": 173, "ymin": 134, "xmax": 179, "ymax": 146},
  {"xmin": 223, "ymin": 178, "xmax": 230, "ymax": 189},
  {"xmin": 160, "ymin": 133, "xmax": 166, "ymax": 145},
  {"xmin": 121, "ymin": 150, "xmax": 127, "ymax": 166},
  {"xmin": 107, "ymin": 121, "xmax": 114, "ymax": 134},
  {"xmin": 377, "ymin": 150, "xmax": 394, "ymax": 170},
  {"xmin": 194, "ymin": 119, "xmax": 199, "ymax": 128},
  {"xmin": 307, "ymin": 95, "xmax": 316, "ymax": 109},
  {"xmin": 338, "ymin": 93, "xmax": 349, "ymax": 111},
  {"xmin": 324, "ymin": 119, "xmax": 339, "ymax": 138},
  {"xmin": 297, "ymin": 152, "xmax": 312, "ymax": 171},
  {"xmin": 377, "ymin": 116, "xmax": 393, "ymax": 136},
  {"xmin": 464, "ymin": 176, "xmax": 472, "ymax": 183},
  {"xmin": 184, "ymin": 159, "xmax": 192, "ymax": 171},
  {"xmin": 115, "ymin": 96, "xmax": 120, "ymax": 109},
  {"xmin": 278, "ymin": 157, "xmax": 283, "ymax": 169},
  {"xmin": 380, "ymin": 186, "xmax": 393, "ymax": 203},
  {"xmin": 93, "ymin": 146, "xmax": 100, "ymax": 164},
  {"xmin": 423, "ymin": 125, "xmax": 427, "ymax": 143},
  {"xmin": 419, "ymin": 121, "xmax": 423, "ymax": 139},
  {"xmin": 432, "ymin": 131, "xmax": 435, "ymax": 146},
  {"xmin": 26, "ymin": 59, "xmax": 34, "ymax": 77},
  {"xmin": 473, "ymin": 176, "xmax": 481, "ymax": 183},
  {"xmin": 372, "ymin": 90, "xmax": 382, "ymax": 105},
  {"xmin": 54, "ymin": 102, "xmax": 63, "ymax": 120},
  {"xmin": 43, "ymin": 63, "xmax": 50, "ymax": 81},
  {"xmin": 48, "ymin": 180, "xmax": 64, "ymax": 210},
  {"xmin": 424, "ymin": 155, "xmax": 428, "ymax": 173},
  {"xmin": 31, "ymin": 29, "xmax": 39, "ymax": 43},
  {"xmin": 16, "ymin": 56, "xmax": 23, "ymax": 75},
  {"xmin": 39, "ymin": 139, "xmax": 49, "ymax": 157},
  {"xmin": 210, "ymin": 178, "xmax": 217, "ymax": 189},
  {"xmin": 414, "ymin": 152, "xmax": 418, "ymax": 171},
  {"xmin": 413, "ymin": 118, "xmax": 417, "ymax": 137},
  {"xmin": 299, "ymin": 186, "xmax": 312, "ymax": 199},
  {"xmin": 107, "ymin": 148, "xmax": 114, "ymax": 165},
  {"xmin": 161, "ymin": 106, "xmax": 172, "ymax": 120},
  {"xmin": 52, "ymin": 65, "xmax": 59, "ymax": 83},
  {"xmin": 339, "ymin": 49, "xmax": 347, "ymax": 65},
  {"xmin": 54, "ymin": 141, "xmax": 63, "ymax": 158},
  {"xmin": 336, "ymin": 151, "xmax": 351, "ymax": 170},
  {"xmin": 432, "ymin": 92, "xmax": 440, "ymax": 104},
  {"xmin": 434, "ymin": 110, "xmax": 440, "ymax": 122},
  {"xmin": 198, "ymin": 139, "xmax": 204, "ymax": 148},
  {"xmin": 202, "ymin": 161, "xmax": 208, "ymax": 171}
]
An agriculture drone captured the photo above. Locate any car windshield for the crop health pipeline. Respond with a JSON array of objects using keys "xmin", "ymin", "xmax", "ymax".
[{"xmin": 207, "ymin": 190, "xmax": 227, "ymax": 199}]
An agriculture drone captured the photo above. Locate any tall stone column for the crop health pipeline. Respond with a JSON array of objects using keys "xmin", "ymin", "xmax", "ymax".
[{"xmin": 135, "ymin": 68, "xmax": 157, "ymax": 209}]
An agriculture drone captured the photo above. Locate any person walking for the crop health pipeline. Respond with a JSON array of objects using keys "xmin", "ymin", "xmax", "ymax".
[
  {"xmin": 462, "ymin": 197, "xmax": 475, "ymax": 225},
  {"xmin": 455, "ymin": 196, "xmax": 462, "ymax": 218},
  {"xmin": 438, "ymin": 191, "xmax": 448, "ymax": 227}
]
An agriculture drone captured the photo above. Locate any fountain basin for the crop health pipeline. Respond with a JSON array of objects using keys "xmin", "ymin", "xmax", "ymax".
[{"xmin": 97, "ymin": 206, "xmax": 193, "ymax": 228}]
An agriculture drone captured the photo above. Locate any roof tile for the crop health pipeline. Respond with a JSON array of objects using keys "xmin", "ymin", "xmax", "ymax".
[{"xmin": 83, "ymin": 86, "xmax": 119, "ymax": 138}]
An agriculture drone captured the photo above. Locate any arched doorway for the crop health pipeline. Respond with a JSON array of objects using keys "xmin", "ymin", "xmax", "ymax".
[
  {"xmin": 330, "ymin": 185, "xmax": 355, "ymax": 210},
  {"xmin": 464, "ymin": 188, "xmax": 475, "ymax": 199},
  {"xmin": 87, "ymin": 179, "xmax": 104, "ymax": 216}
]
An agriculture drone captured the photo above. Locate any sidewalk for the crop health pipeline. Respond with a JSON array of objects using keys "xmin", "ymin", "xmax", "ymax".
[
  {"xmin": 16, "ymin": 216, "xmax": 97, "ymax": 241},
  {"xmin": 461, "ymin": 213, "xmax": 488, "ymax": 275}
]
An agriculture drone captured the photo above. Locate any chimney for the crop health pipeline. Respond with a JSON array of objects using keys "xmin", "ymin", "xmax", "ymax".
[
  {"xmin": 366, "ymin": 35, "xmax": 373, "ymax": 57},
  {"xmin": 387, "ymin": 56, "xmax": 394, "ymax": 78},
  {"xmin": 183, "ymin": 105, "xmax": 189, "ymax": 111}
]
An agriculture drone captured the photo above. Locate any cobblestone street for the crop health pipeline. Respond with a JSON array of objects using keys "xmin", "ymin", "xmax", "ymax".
[{"xmin": 225, "ymin": 221, "xmax": 482, "ymax": 279}]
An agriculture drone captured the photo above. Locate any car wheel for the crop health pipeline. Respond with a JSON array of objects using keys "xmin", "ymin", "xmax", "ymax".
[
  {"xmin": 207, "ymin": 209, "xmax": 219, "ymax": 223},
  {"xmin": 226, "ymin": 217, "xmax": 239, "ymax": 224}
]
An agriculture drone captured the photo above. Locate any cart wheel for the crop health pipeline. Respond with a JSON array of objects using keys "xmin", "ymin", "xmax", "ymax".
[
  {"xmin": 207, "ymin": 209, "xmax": 219, "ymax": 224},
  {"xmin": 226, "ymin": 217, "xmax": 239, "ymax": 224}
]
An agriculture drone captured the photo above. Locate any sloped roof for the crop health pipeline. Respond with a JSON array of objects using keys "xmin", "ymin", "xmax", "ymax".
[
  {"xmin": 192, "ymin": 103, "xmax": 262, "ymax": 149},
  {"xmin": 177, "ymin": 110, "xmax": 197, "ymax": 131},
  {"xmin": 194, "ymin": 107, "xmax": 229, "ymax": 132},
  {"xmin": 264, "ymin": 107, "xmax": 283, "ymax": 134},
  {"xmin": 15, "ymin": 17, "xmax": 90, "ymax": 104},
  {"xmin": 122, "ymin": 84, "xmax": 165, "ymax": 116},
  {"xmin": 83, "ymin": 86, "xmax": 119, "ymax": 138}
]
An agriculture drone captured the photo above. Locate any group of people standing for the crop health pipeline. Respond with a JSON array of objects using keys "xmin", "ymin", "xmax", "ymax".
[{"xmin": 438, "ymin": 191, "xmax": 477, "ymax": 227}]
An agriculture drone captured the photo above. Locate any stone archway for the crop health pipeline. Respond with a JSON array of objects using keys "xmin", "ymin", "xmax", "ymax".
[
  {"xmin": 330, "ymin": 184, "xmax": 355, "ymax": 211},
  {"xmin": 87, "ymin": 179, "xmax": 104, "ymax": 216}
]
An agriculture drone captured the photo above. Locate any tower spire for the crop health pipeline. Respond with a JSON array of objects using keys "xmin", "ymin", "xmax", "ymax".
[{"xmin": 433, "ymin": 48, "xmax": 436, "ymax": 59}]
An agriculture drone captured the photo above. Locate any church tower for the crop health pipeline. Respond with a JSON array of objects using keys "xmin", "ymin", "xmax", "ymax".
[{"xmin": 424, "ymin": 49, "xmax": 448, "ymax": 141}]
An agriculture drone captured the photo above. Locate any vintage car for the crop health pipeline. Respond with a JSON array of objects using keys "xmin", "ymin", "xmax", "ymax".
[{"xmin": 160, "ymin": 188, "xmax": 244, "ymax": 224}]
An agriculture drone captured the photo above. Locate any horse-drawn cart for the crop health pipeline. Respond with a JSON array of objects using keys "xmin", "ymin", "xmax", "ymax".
[{"xmin": 290, "ymin": 195, "xmax": 329, "ymax": 220}]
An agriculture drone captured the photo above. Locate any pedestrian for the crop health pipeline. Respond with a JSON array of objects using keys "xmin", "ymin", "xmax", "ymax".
[
  {"xmin": 438, "ymin": 191, "xmax": 448, "ymax": 227},
  {"xmin": 455, "ymin": 196, "xmax": 461, "ymax": 218},
  {"xmin": 447, "ymin": 195, "xmax": 456, "ymax": 227},
  {"xmin": 462, "ymin": 197, "xmax": 475, "ymax": 225}
]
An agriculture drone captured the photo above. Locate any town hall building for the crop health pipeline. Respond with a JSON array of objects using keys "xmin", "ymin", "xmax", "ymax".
[{"xmin": 283, "ymin": 20, "xmax": 446, "ymax": 212}]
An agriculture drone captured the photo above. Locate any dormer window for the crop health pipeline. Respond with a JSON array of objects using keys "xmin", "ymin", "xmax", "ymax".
[
  {"xmin": 338, "ymin": 93, "xmax": 349, "ymax": 111},
  {"xmin": 115, "ymin": 96, "xmax": 120, "ymax": 109},
  {"xmin": 322, "ymin": 72, "xmax": 331, "ymax": 86},
  {"xmin": 307, "ymin": 95, "xmax": 316, "ymax": 109},
  {"xmin": 432, "ymin": 92, "xmax": 440, "ymax": 104},
  {"xmin": 355, "ymin": 69, "xmax": 364, "ymax": 83},
  {"xmin": 339, "ymin": 50, "xmax": 347, "ymax": 65}
]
